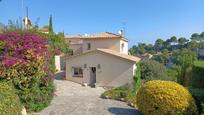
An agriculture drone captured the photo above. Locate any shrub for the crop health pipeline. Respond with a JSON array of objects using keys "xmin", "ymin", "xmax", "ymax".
[
  {"xmin": 101, "ymin": 85, "xmax": 129, "ymax": 100},
  {"xmin": 167, "ymin": 67, "xmax": 179, "ymax": 81},
  {"xmin": 189, "ymin": 87, "xmax": 204, "ymax": 114},
  {"xmin": 15, "ymin": 77, "xmax": 54, "ymax": 112},
  {"xmin": 136, "ymin": 80, "xmax": 197, "ymax": 115},
  {"xmin": 191, "ymin": 61, "xmax": 204, "ymax": 88},
  {"xmin": 133, "ymin": 63, "xmax": 142, "ymax": 93},
  {"xmin": 172, "ymin": 48, "xmax": 197, "ymax": 86},
  {"xmin": 0, "ymin": 80, "xmax": 22, "ymax": 115},
  {"xmin": 140, "ymin": 60, "xmax": 169, "ymax": 81},
  {"xmin": 101, "ymin": 85, "xmax": 138, "ymax": 107},
  {"xmin": 0, "ymin": 31, "xmax": 55, "ymax": 112},
  {"xmin": 27, "ymin": 29, "xmax": 70, "ymax": 54}
]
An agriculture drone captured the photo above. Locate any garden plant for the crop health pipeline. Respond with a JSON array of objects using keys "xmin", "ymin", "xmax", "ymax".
[
  {"xmin": 0, "ymin": 31, "xmax": 55, "ymax": 112},
  {"xmin": 136, "ymin": 80, "xmax": 197, "ymax": 115}
]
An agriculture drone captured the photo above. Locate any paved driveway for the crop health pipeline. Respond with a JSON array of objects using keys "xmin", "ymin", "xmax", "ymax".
[{"xmin": 40, "ymin": 72, "xmax": 140, "ymax": 115}]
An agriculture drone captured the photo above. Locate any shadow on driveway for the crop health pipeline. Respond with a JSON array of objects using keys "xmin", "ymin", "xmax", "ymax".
[
  {"xmin": 55, "ymin": 71, "xmax": 65, "ymax": 80},
  {"xmin": 108, "ymin": 107, "xmax": 141, "ymax": 115}
]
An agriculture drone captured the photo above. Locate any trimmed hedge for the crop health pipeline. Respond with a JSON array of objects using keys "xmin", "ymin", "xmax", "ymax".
[
  {"xmin": 136, "ymin": 80, "xmax": 197, "ymax": 115},
  {"xmin": 189, "ymin": 87, "xmax": 204, "ymax": 114},
  {"xmin": 191, "ymin": 61, "xmax": 204, "ymax": 88},
  {"xmin": 0, "ymin": 80, "xmax": 22, "ymax": 115}
]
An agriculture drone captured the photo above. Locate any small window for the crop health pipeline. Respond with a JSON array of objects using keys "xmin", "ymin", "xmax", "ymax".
[
  {"xmin": 87, "ymin": 43, "xmax": 91, "ymax": 50},
  {"xmin": 121, "ymin": 43, "xmax": 125, "ymax": 52},
  {"xmin": 73, "ymin": 67, "xmax": 83, "ymax": 77}
]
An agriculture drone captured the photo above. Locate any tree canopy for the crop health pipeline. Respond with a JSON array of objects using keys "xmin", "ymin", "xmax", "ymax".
[
  {"xmin": 129, "ymin": 31, "xmax": 204, "ymax": 57},
  {"xmin": 140, "ymin": 60, "xmax": 170, "ymax": 81}
]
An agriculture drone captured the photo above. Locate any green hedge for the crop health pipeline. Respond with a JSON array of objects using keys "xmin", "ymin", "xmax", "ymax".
[
  {"xmin": 189, "ymin": 87, "xmax": 204, "ymax": 114},
  {"xmin": 191, "ymin": 61, "xmax": 204, "ymax": 88},
  {"xmin": 0, "ymin": 81, "xmax": 22, "ymax": 115}
]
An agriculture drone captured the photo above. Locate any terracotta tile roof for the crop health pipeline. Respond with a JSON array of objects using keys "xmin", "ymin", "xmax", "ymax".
[
  {"xmin": 65, "ymin": 34, "xmax": 83, "ymax": 38},
  {"xmin": 65, "ymin": 38, "xmax": 83, "ymax": 45},
  {"xmin": 67, "ymin": 48, "xmax": 140, "ymax": 62},
  {"xmin": 96, "ymin": 48, "xmax": 141, "ymax": 62},
  {"xmin": 39, "ymin": 28, "xmax": 49, "ymax": 33},
  {"xmin": 65, "ymin": 32, "xmax": 128, "ymax": 41}
]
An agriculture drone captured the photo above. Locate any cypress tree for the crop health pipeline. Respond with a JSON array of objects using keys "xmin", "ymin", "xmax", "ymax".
[{"xmin": 49, "ymin": 15, "xmax": 53, "ymax": 33}]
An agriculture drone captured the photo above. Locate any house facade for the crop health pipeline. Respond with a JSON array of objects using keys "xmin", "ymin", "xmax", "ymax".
[{"xmin": 65, "ymin": 32, "xmax": 140, "ymax": 87}]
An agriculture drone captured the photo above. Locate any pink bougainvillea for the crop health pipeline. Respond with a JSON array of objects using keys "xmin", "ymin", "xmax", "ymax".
[
  {"xmin": 0, "ymin": 32, "xmax": 48, "ymax": 63},
  {"xmin": 0, "ymin": 32, "xmax": 52, "ymax": 80},
  {"xmin": 0, "ymin": 31, "xmax": 57, "ymax": 112}
]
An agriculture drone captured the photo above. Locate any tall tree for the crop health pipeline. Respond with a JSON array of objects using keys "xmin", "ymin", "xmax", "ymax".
[
  {"xmin": 49, "ymin": 15, "xmax": 53, "ymax": 33},
  {"xmin": 162, "ymin": 49, "xmax": 169, "ymax": 60},
  {"xmin": 137, "ymin": 43, "xmax": 146, "ymax": 54},
  {"xmin": 200, "ymin": 32, "xmax": 204, "ymax": 41},
  {"xmin": 178, "ymin": 37, "xmax": 188, "ymax": 45},
  {"xmin": 129, "ymin": 45, "xmax": 137, "ymax": 55},
  {"xmin": 170, "ymin": 36, "xmax": 177, "ymax": 45},
  {"xmin": 175, "ymin": 48, "xmax": 197, "ymax": 86},
  {"xmin": 145, "ymin": 44, "xmax": 154, "ymax": 54},
  {"xmin": 154, "ymin": 39, "xmax": 164, "ymax": 52},
  {"xmin": 191, "ymin": 33, "xmax": 201, "ymax": 42},
  {"xmin": 140, "ymin": 60, "xmax": 169, "ymax": 81},
  {"xmin": 187, "ymin": 41, "xmax": 199, "ymax": 51},
  {"xmin": 163, "ymin": 40, "xmax": 171, "ymax": 49}
]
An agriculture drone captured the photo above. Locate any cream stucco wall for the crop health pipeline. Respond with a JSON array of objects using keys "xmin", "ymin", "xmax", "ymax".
[
  {"xmin": 66, "ymin": 51, "xmax": 136, "ymax": 87},
  {"xmin": 69, "ymin": 44, "xmax": 82, "ymax": 52},
  {"xmin": 82, "ymin": 38, "xmax": 121, "ymax": 53}
]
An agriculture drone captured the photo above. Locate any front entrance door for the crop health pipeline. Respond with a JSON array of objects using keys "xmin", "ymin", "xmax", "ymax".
[{"xmin": 89, "ymin": 67, "xmax": 96, "ymax": 87}]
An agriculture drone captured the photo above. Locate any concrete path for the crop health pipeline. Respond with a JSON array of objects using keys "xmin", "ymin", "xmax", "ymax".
[{"xmin": 40, "ymin": 72, "xmax": 140, "ymax": 115}]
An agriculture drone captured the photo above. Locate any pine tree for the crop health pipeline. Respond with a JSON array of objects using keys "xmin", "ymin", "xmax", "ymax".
[{"xmin": 49, "ymin": 15, "xmax": 53, "ymax": 33}]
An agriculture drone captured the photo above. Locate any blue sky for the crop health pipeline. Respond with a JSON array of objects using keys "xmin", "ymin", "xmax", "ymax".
[{"xmin": 1, "ymin": 0, "xmax": 204, "ymax": 47}]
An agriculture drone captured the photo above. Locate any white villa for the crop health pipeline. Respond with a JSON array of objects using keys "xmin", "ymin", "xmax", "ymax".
[{"xmin": 65, "ymin": 32, "xmax": 140, "ymax": 87}]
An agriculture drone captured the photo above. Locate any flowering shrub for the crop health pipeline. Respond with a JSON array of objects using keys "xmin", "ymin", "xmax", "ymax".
[
  {"xmin": 27, "ymin": 29, "xmax": 70, "ymax": 55},
  {"xmin": 136, "ymin": 80, "xmax": 197, "ymax": 115},
  {"xmin": 0, "ymin": 31, "xmax": 54, "ymax": 111}
]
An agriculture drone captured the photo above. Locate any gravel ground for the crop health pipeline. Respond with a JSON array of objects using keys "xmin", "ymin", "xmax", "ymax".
[{"xmin": 40, "ymin": 72, "xmax": 140, "ymax": 115}]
